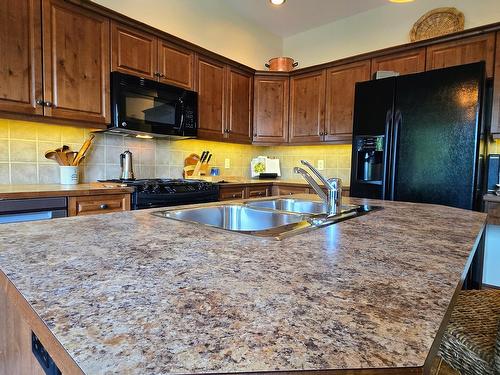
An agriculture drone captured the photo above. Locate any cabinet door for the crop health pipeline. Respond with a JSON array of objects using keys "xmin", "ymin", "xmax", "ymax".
[
  {"xmin": 158, "ymin": 40, "xmax": 194, "ymax": 90},
  {"xmin": 492, "ymin": 32, "xmax": 500, "ymax": 135},
  {"xmin": 289, "ymin": 70, "xmax": 326, "ymax": 143},
  {"xmin": 196, "ymin": 56, "xmax": 225, "ymax": 141},
  {"xmin": 111, "ymin": 21, "xmax": 157, "ymax": 80},
  {"xmin": 324, "ymin": 60, "xmax": 371, "ymax": 142},
  {"xmin": 0, "ymin": 0, "xmax": 42, "ymax": 115},
  {"xmin": 426, "ymin": 33, "xmax": 495, "ymax": 78},
  {"xmin": 42, "ymin": 0, "xmax": 110, "ymax": 124},
  {"xmin": 371, "ymin": 48, "xmax": 426, "ymax": 76},
  {"xmin": 253, "ymin": 75, "xmax": 289, "ymax": 143},
  {"xmin": 226, "ymin": 67, "xmax": 253, "ymax": 143}
]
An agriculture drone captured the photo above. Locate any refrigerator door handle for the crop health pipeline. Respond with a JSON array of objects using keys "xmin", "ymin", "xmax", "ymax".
[
  {"xmin": 383, "ymin": 109, "xmax": 393, "ymax": 200},
  {"xmin": 389, "ymin": 110, "xmax": 402, "ymax": 200}
]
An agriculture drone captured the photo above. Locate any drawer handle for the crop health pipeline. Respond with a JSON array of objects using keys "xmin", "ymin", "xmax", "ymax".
[{"xmin": 99, "ymin": 204, "xmax": 108, "ymax": 209}]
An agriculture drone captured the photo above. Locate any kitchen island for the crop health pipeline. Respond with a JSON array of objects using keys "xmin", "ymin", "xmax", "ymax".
[{"xmin": 0, "ymin": 195, "xmax": 486, "ymax": 375}]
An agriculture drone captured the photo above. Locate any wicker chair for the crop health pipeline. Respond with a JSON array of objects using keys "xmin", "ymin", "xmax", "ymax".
[{"xmin": 438, "ymin": 289, "xmax": 500, "ymax": 374}]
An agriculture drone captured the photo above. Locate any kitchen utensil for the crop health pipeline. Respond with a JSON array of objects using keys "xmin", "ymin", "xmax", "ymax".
[
  {"xmin": 55, "ymin": 145, "xmax": 70, "ymax": 166},
  {"xmin": 120, "ymin": 150, "xmax": 135, "ymax": 180},
  {"xmin": 65, "ymin": 151, "xmax": 78, "ymax": 166},
  {"xmin": 72, "ymin": 134, "xmax": 95, "ymax": 166},
  {"xmin": 265, "ymin": 57, "xmax": 298, "ymax": 71},
  {"xmin": 192, "ymin": 151, "xmax": 208, "ymax": 177},
  {"xmin": 45, "ymin": 150, "xmax": 65, "ymax": 166}
]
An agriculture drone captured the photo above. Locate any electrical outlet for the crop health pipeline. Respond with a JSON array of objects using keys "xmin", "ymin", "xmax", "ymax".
[
  {"xmin": 317, "ymin": 160, "xmax": 325, "ymax": 171},
  {"xmin": 224, "ymin": 158, "xmax": 231, "ymax": 169}
]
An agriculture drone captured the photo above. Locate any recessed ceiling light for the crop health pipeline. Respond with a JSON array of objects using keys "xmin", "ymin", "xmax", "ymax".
[
  {"xmin": 389, "ymin": 0, "xmax": 415, "ymax": 3},
  {"xmin": 269, "ymin": 0, "xmax": 286, "ymax": 6}
]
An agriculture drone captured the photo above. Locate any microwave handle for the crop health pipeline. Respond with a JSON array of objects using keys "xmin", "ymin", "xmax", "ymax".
[{"xmin": 178, "ymin": 112, "xmax": 184, "ymax": 132}]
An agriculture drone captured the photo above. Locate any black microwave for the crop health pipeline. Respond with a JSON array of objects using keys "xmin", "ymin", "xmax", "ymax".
[{"xmin": 109, "ymin": 72, "xmax": 197, "ymax": 138}]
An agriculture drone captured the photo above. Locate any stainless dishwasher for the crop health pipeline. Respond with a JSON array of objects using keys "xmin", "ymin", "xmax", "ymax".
[{"xmin": 0, "ymin": 197, "xmax": 67, "ymax": 224}]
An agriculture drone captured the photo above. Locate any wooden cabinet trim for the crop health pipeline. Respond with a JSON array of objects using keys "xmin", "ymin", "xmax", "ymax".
[
  {"xmin": 246, "ymin": 185, "xmax": 271, "ymax": 198},
  {"xmin": 42, "ymin": 0, "xmax": 110, "ymax": 124},
  {"xmin": 289, "ymin": 70, "xmax": 326, "ymax": 144},
  {"xmin": 0, "ymin": 0, "xmax": 43, "ymax": 116},
  {"xmin": 111, "ymin": 21, "xmax": 157, "ymax": 79},
  {"xmin": 425, "ymin": 33, "xmax": 496, "ymax": 78}
]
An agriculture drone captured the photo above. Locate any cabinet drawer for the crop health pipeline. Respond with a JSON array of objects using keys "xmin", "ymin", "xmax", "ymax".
[
  {"xmin": 246, "ymin": 186, "xmax": 271, "ymax": 198},
  {"xmin": 219, "ymin": 187, "xmax": 246, "ymax": 201},
  {"xmin": 486, "ymin": 201, "xmax": 500, "ymax": 225},
  {"xmin": 273, "ymin": 185, "xmax": 310, "ymax": 196},
  {"xmin": 68, "ymin": 194, "xmax": 131, "ymax": 216}
]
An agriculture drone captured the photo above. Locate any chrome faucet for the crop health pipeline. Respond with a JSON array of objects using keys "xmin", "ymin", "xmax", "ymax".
[{"xmin": 294, "ymin": 160, "xmax": 342, "ymax": 216}]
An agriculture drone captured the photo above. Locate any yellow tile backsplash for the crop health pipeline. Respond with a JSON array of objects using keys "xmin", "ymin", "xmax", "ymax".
[{"xmin": 0, "ymin": 118, "xmax": 353, "ymax": 184}]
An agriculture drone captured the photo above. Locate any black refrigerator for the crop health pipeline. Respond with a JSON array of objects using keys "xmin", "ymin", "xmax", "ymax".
[{"xmin": 349, "ymin": 62, "xmax": 486, "ymax": 211}]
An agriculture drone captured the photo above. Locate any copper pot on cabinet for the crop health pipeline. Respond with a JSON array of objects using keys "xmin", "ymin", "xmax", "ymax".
[{"xmin": 265, "ymin": 57, "xmax": 298, "ymax": 72}]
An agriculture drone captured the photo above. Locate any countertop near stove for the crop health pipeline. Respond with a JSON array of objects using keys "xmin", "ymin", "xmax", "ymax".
[
  {"xmin": 0, "ymin": 195, "xmax": 486, "ymax": 375},
  {"xmin": 0, "ymin": 183, "xmax": 134, "ymax": 199}
]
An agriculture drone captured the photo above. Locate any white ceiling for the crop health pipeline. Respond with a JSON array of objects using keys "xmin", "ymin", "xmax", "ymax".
[{"xmin": 222, "ymin": 0, "xmax": 389, "ymax": 37}]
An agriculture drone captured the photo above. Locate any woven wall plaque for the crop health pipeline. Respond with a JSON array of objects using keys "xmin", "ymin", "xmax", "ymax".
[{"xmin": 410, "ymin": 7, "xmax": 465, "ymax": 42}]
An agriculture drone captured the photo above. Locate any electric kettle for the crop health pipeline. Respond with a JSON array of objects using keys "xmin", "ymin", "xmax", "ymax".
[{"xmin": 120, "ymin": 150, "xmax": 135, "ymax": 180}]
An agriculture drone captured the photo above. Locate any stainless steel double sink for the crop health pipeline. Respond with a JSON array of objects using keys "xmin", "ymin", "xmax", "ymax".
[{"xmin": 153, "ymin": 197, "xmax": 379, "ymax": 240}]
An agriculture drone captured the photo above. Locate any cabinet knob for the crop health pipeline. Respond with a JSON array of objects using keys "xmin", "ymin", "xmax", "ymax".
[
  {"xmin": 36, "ymin": 99, "xmax": 44, "ymax": 106},
  {"xmin": 324, "ymin": 131, "xmax": 328, "ymax": 135},
  {"xmin": 253, "ymin": 133, "xmax": 257, "ymax": 137},
  {"xmin": 99, "ymin": 204, "xmax": 108, "ymax": 209},
  {"xmin": 44, "ymin": 101, "xmax": 53, "ymax": 108}
]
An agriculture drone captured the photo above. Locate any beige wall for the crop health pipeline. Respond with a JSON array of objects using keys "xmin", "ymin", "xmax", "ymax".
[
  {"xmin": 283, "ymin": 0, "xmax": 500, "ymax": 68},
  {"xmin": 92, "ymin": 0, "xmax": 282, "ymax": 70}
]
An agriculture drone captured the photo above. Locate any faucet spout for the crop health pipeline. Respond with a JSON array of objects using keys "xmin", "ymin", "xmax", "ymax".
[{"xmin": 294, "ymin": 160, "xmax": 342, "ymax": 216}]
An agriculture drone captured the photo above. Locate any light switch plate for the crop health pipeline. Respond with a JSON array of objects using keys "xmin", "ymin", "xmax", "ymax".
[
  {"xmin": 317, "ymin": 160, "xmax": 324, "ymax": 171},
  {"xmin": 224, "ymin": 158, "xmax": 231, "ymax": 169}
]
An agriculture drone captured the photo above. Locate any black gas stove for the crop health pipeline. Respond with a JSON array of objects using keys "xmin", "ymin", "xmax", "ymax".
[{"xmin": 102, "ymin": 179, "xmax": 219, "ymax": 210}]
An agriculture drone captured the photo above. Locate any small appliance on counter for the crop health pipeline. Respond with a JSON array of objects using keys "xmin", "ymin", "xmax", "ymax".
[
  {"xmin": 120, "ymin": 150, "xmax": 135, "ymax": 180},
  {"xmin": 250, "ymin": 156, "xmax": 281, "ymax": 179}
]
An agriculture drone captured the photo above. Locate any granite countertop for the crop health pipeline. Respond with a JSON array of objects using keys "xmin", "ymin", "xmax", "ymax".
[
  {"xmin": 0, "ymin": 183, "xmax": 135, "ymax": 199},
  {"xmin": 0, "ymin": 195, "xmax": 486, "ymax": 374}
]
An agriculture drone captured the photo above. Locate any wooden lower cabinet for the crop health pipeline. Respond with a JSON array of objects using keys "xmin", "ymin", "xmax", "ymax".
[
  {"xmin": 68, "ymin": 194, "xmax": 131, "ymax": 216},
  {"xmin": 0, "ymin": 283, "xmax": 46, "ymax": 375},
  {"xmin": 246, "ymin": 185, "xmax": 271, "ymax": 198},
  {"xmin": 219, "ymin": 186, "xmax": 246, "ymax": 201},
  {"xmin": 272, "ymin": 185, "xmax": 311, "ymax": 196}
]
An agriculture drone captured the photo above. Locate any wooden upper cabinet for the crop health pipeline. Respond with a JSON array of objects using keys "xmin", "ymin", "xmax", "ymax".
[
  {"xmin": 226, "ymin": 68, "xmax": 253, "ymax": 143},
  {"xmin": 196, "ymin": 56, "xmax": 225, "ymax": 141},
  {"xmin": 371, "ymin": 48, "xmax": 426, "ymax": 76},
  {"xmin": 158, "ymin": 40, "xmax": 195, "ymax": 90},
  {"xmin": 289, "ymin": 70, "xmax": 326, "ymax": 143},
  {"xmin": 253, "ymin": 75, "xmax": 289, "ymax": 144},
  {"xmin": 324, "ymin": 60, "xmax": 371, "ymax": 142},
  {"xmin": 111, "ymin": 21, "xmax": 157, "ymax": 79},
  {"xmin": 42, "ymin": 0, "xmax": 110, "ymax": 124},
  {"xmin": 491, "ymin": 31, "xmax": 500, "ymax": 135},
  {"xmin": 426, "ymin": 33, "xmax": 496, "ymax": 78},
  {"xmin": 0, "ymin": 0, "xmax": 42, "ymax": 115}
]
